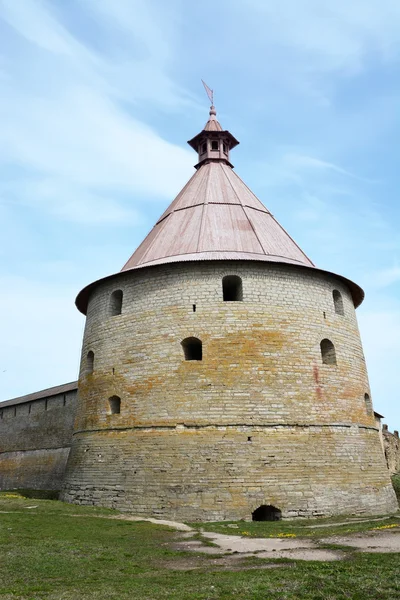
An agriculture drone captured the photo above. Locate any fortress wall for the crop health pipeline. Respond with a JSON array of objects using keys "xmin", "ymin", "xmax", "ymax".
[
  {"xmin": 62, "ymin": 261, "xmax": 398, "ymax": 519},
  {"xmin": 0, "ymin": 387, "xmax": 77, "ymax": 491},
  {"xmin": 383, "ymin": 428, "xmax": 400, "ymax": 474},
  {"xmin": 63, "ymin": 426, "xmax": 395, "ymax": 520}
]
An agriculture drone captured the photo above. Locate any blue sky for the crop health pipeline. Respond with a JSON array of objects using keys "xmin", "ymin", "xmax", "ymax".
[{"xmin": 0, "ymin": 0, "xmax": 399, "ymax": 428}]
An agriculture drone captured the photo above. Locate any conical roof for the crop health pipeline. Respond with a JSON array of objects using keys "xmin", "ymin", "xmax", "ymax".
[
  {"xmin": 75, "ymin": 105, "xmax": 364, "ymax": 313},
  {"xmin": 121, "ymin": 161, "xmax": 314, "ymax": 271}
]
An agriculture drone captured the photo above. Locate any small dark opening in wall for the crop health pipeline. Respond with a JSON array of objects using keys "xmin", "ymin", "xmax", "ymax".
[
  {"xmin": 211, "ymin": 140, "xmax": 219, "ymax": 150},
  {"xmin": 333, "ymin": 289, "xmax": 344, "ymax": 316},
  {"xmin": 252, "ymin": 505, "xmax": 282, "ymax": 521},
  {"xmin": 109, "ymin": 289, "xmax": 123, "ymax": 316},
  {"xmin": 323, "ymin": 311, "xmax": 326, "ymax": 319},
  {"xmin": 63, "ymin": 395, "xmax": 66, "ymax": 406},
  {"xmin": 364, "ymin": 393, "xmax": 372, "ymax": 415},
  {"xmin": 181, "ymin": 337, "xmax": 202, "ymax": 361},
  {"xmin": 320, "ymin": 338, "xmax": 337, "ymax": 365},
  {"xmin": 86, "ymin": 351, "xmax": 94, "ymax": 374},
  {"xmin": 28, "ymin": 403, "xmax": 32, "ymax": 414},
  {"xmin": 223, "ymin": 275, "xmax": 243, "ymax": 301},
  {"xmin": 201, "ymin": 142, "xmax": 207, "ymax": 153},
  {"xmin": 108, "ymin": 395, "xmax": 121, "ymax": 415},
  {"xmin": 45, "ymin": 399, "xmax": 48, "ymax": 411},
  {"xmin": 193, "ymin": 304, "xmax": 196, "ymax": 312},
  {"xmin": 14, "ymin": 407, "xmax": 17, "ymax": 417},
  {"xmin": 247, "ymin": 436, "xmax": 252, "ymax": 442}
]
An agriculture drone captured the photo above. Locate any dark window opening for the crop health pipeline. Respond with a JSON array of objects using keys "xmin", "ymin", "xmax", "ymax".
[
  {"xmin": 14, "ymin": 407, "xmax": 17, "ymax": 417},
  {"xmin": 181, "ymin": 337, "xmax": 202, "ymax": 361},
  {"xmin": 201, "ymin": 142, "xmax": 207, "ymax": 153},
  {"xmin": 252, "ymin": 505, "xmax": 282, "ymax": 521},
  {"xmin": 323, "ymin": 311, "xmax": 326, "ymax": 319},
  {"xmin": 333, "ymin": 290, "xmax": 344, "ymax": 316},
  {"xmin": 193, "ymin": 304, "xmax": 196, "ymax": 312},
  {"xmin": 28, "ymin": 403, "xmax": 32, "ymax": 414},
  {"xmin": 63, "ymin": 395, "xmax": 67, "ymax": 406},
  {"xmin": 45, "ymin": 399, "xmax": 48, "ymax": 411},
  {"xmin": 86, "ymin": 351, "xmax": 94, "ymax": 374},
  {"xmin": 211, "ymin": 140, "xmax": 219, "ymax": 151},
  {"xmin": 320, "ymin": 339, "xmax": 337, "ymax": 365},
  {"xmin": 223, "ymin": 275, "xmax": 243, "ymax": 301},
  {"xmin": 109, "ymin": 290, "xmax": 123, "ymax": 316},
  {"xmin": 364, "ymin": 393, "xmax": 372, "ymax": 415},
  {"xmin": 108, "ymin": 395, "xmax": 121, "ymax": 415},
  {"xmin": 223, "ymin": 143, "xmax": 227, "ymax": 153},
  {"xmin": 247, "ymin": 436, "xmax": 252, "ymax": 442}
]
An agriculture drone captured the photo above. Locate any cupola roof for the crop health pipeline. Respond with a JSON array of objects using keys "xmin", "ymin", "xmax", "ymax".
[
  {"xmin": 122, "ymin": 105, "xmax": 312, "ymax": 271},
  {"xmin": 75, "ymin": 104, "xmax": 364, "ymax": 313}
]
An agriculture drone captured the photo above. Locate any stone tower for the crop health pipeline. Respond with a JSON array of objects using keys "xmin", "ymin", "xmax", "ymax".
[{"xmin": 61, "ymin": 106, "xmax": 398, "ymax": 520}]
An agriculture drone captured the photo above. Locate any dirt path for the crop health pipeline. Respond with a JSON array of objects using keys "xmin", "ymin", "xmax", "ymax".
[{"xmin": 103, "ymin": 513, "xmax": 400, "ymax": 562}]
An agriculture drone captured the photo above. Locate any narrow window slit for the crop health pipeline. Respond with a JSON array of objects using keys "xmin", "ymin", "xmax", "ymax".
[
  {"xmin": 109, "ymin": 290, "xmax": 123, "ymax": 316},
  {"xmin": 333, "ymin": 290, "xmax": 344, "ymax": 316},
  {"xmin": 108, "ymin": 395, "xmax": 121, "ymax": 415},
  {"xmin": 86, "ymin": 351, "xmax": 94, "ymax": 374}
]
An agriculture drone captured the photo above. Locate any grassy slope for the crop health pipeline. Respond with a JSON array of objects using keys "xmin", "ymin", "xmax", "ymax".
[{"xmin": 0, "ymin": 494, "xmax": 399, "ymax": 600}]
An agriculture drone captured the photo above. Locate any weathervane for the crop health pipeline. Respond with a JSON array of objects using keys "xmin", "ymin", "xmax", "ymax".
[{"xmin": 201, "ymin": 79, "xmax": 214, "ymax": 106}]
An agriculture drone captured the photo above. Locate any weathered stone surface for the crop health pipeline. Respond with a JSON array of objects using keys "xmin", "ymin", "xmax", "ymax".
[
  {"xmin": 0, "ymin": 448, "xmax": 70, "ymax": 491},
  {"xmin": 383, "ymin": 429, "xmax": 400, "ymax": 474},
  {"xmin": 61, "ymin": 261, "xmax": 398, "ymax": 520},
  {"xmin": 0, "ymin": 389, "xmax": 77, "ymax": 490}
]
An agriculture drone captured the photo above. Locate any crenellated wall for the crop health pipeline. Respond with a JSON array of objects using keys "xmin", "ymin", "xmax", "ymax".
[
  {"xmin": 0, "ymin": 383, "xmax": 77, "ymax": 491},
  {"xmin": 61, "ymin": 261, "xmax": 398, "ymax": 520}
]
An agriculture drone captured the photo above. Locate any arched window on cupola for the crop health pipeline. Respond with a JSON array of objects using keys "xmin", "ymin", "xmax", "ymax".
[
  {"xmin": 333, "ymin": 290, "xmax": 344, "ymax": 316},
  {"xmin": 223, "ymin": 275, "xmax": 243, "ymax": 301},
  {"xmin": 108, "ymin": 395, "xmax": 121, "ymax": 415},
  {"xmin": 320, "ymin": 339, "xmax": 337, "ymax": 365},
  {"xmin": 109, "ymin": 290, "xmax": 123, "ymax": 316},
  {"xmin": 86, "ymin": 351, "xmax": 94, "ymax": 374},
  {"xmin": 181, "ymin": 337, "xmax": 202, "ymax": 361}
]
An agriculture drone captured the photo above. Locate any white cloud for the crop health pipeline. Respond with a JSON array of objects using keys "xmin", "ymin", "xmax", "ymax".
[
  {"xmin": 367, "ymin": 267, "xmax": 400, "ymax": 289},
  {"xmin": 0, "ymin": 0, "xmax": 197, "ymax": 226},
  {"xmin": 0, "ymin": 275, "xmax": 83, "ymax": 401},
  {"xmin": 283, "ymin": 154, "xmax": 363, "ymax": 180},
  {"xmin": 246, "ymin": 0, "xmax": 400, "ymax": 73},
  {"xmin": 358, "ymin": 309, "xmax": 400, "ymax": 426},
  {"xmin": 1, "ymin": 0, "xmax": 84, "ymax": 56}
]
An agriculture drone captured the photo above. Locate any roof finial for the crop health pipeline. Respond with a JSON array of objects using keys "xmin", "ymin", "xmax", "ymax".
[{"xmin": 201, "ymin": 79, "xmax": 214, "ymax": 107}]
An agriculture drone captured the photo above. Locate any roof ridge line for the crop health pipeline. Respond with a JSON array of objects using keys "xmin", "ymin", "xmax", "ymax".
[
  {"xmin": 228, "ymin": 167, "xmax": 271, "ymax": 214},
  {"xmin": 196, "ymin": 163, "xmax": 212, "ymax": 252},
  {"xmin": 220, "ymin": 164, "xmax": 266, "ymax": 254}
]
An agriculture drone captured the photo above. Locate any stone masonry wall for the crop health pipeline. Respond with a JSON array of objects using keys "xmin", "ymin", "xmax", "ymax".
[
  {"xmin": 61, "ymin": 261, "xmax": 398, "ymax": 519},
  {"xmin": 383, "ymin": 427, "xmax": 400, "ymax": 474},
  {"xmin": 0, "ymin": 389, "xmax": 77, "ymax": 491}
]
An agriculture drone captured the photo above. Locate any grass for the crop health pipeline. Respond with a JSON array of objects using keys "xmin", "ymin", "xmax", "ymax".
[
  {"xmin": 190, "ymin": 512, "xmax": 400, "ymax": 539},
  {"xmin": 0, "ymin": 492, "xmax": 399, "ymax": 600}
]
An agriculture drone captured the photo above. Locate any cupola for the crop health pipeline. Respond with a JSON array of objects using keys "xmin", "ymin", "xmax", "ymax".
[{"xmin": 187, "ymin": 105, "xmax": 239, "ymax": 169}]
